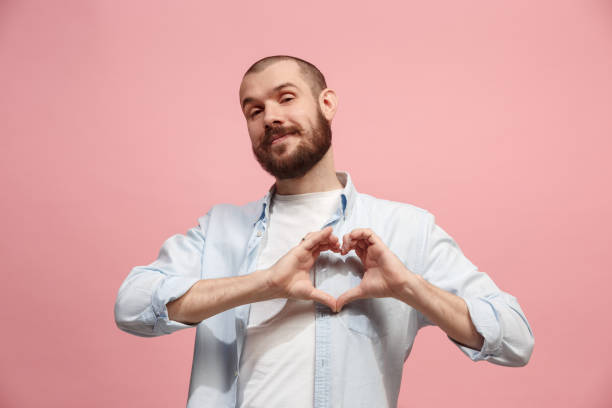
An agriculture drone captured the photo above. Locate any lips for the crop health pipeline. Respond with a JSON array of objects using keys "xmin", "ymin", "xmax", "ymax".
[{"xmin": 270, "ymin": 131, "xmax": 297, "ymax": 145}]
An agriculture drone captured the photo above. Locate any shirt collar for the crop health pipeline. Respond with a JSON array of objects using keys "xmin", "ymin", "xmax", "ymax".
[{"xmin": 253, "ymin": 171, "xmax": 357, "ymax": 226}]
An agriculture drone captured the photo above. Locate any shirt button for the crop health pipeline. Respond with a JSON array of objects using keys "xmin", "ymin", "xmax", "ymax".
[{"xmin": 256, "ymin": 231, "xmax": 262, "ymax": 237}]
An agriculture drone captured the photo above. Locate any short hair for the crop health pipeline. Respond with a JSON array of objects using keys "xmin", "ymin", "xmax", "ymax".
[{"xmin": 243, "ymin": 55, "xmax": 327, "ymax": 100}]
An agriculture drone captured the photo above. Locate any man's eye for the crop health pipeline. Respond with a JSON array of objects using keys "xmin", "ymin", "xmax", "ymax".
[
  {"xmin": 250, "ymin": 110, "xmax": 261, "ymax": 118},
  {"xmin": 280, "ymin": 96, "xmax": 294, "ymax": 103}
]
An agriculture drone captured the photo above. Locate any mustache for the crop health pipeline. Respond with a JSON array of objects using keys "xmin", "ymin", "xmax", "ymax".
[{"xmin": 264, "ymin": 125, "xmax": 301, "ymax": 145}]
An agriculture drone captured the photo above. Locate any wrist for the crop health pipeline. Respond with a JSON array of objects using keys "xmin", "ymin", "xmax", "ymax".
[
  {"xmin": 393, "ymin": 272, "xmax": 424, "ymax": 306},
  {"xmin": 251, "ymin": 268, "xmax": 283, "ymax": 301}
]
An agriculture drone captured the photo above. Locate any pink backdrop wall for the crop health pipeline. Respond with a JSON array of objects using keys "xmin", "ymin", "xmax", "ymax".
[{"xmin": 1, "ymin": 0, "xmax": 611, "ymax": 406}]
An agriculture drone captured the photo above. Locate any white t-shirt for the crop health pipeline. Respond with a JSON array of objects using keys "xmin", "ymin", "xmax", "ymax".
[{"xmin": 237, "ymin": 188, "xmax": 342, "ymax": 408}]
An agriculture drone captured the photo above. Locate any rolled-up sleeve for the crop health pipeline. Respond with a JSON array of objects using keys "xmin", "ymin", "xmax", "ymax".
[
  {"xmin": 114, "ymin": 214, "xmax": 209, "ymax": 337},
  {"xmin": 417, "ymin": 212, "xmax": 534, "ymax": 367}
]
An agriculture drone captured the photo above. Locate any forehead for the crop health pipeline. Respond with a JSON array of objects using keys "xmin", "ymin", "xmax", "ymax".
[{"xmin": 239, "ymin": 60, "xmax": 310, "ymax": 102}]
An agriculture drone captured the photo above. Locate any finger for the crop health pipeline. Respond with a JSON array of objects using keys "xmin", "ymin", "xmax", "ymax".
[
  {"xmin": 327, "ymin": 243, "xmax": 341, "ymax": 253},
  {"xmin": 342, "ymin": 228, "xmax": 382, "ymax": 255},
  {"xmin": 349, "ymin": 228, "xmax": 380, "ymax": 246},
  {"xmin": 305, "ymin": 228, "xmax": 341, "ymax": 254},
  {"xmin": 301, "ymin": 226, "xmax": 333, "ymax": 251},
  {"xmin": 341, "ymin": 232, "xmax": 352, "ymax": 255},
  {"xmin": 312, "ymin": 234, "xmax": 340, "ymax": 250},
  {"xmin": 336, "ymin": 285, "xmax": 367, "ymax": 312},
  {"xmin": 308, "ymin": 288, "xmax": 337, "ymax": 312},
  {"xmin": 327, "ymin": 233, "xmax": 340, "ymax": 246},
  {"xmin": 341, "ymin": 235, "xmax": 366, "ymax": 255},
  {"xmin": 317, "ymin": 235, "xmax": 340, "ymax": 250},
  {"xmin": 355, "ymin": 246, "xmax": 367, "ymax": 263},
  {"xmin": 323, "ymin": 234, "xmax": 341, "ymax": 252},
  {"xmin": 316, "ymin": 243, "xmax": 341, "ymax": 254}
]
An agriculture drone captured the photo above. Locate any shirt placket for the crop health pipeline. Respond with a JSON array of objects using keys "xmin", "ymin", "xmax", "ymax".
[
  {"xmin": 314, "ymin": 198, "xmax": 347, "ymax": 408},
  {"xmin": 235, "ymin": 205, "xmax": 269, "ymax": 384}
]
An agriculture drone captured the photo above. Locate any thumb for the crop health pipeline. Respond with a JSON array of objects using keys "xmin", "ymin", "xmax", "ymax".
[
  {"xmin": 336, "ymin": 285, "xmax": 367, "ymax": 312},
  {"xmin": 307, "ymin": 287, "xmax": 338, "ymax": 312}
]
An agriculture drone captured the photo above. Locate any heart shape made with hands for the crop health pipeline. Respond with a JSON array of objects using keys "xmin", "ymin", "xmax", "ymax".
[{"xmin": 274, "ymin": 226, "xmax": 411, "ymax": 313}]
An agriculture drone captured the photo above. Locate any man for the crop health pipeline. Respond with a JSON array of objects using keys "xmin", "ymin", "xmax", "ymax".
[{"xmin": 114, "ymin": 55, "xmax": 534, "ymax": 407}]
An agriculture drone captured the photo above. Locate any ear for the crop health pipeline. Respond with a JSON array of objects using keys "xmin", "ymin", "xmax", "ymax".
[{"xmin": 318, "ymin": 88, "xmax": 338, "ymax": 121}]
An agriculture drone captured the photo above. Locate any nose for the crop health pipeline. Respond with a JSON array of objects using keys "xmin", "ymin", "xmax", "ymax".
[{"xmin": 263, "ymin": 102, "xmax": 284, "ymax": 128}]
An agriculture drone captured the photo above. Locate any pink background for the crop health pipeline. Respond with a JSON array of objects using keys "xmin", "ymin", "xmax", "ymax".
[{"xmin": 1, "ymin": 0, "xmax": 611, "ymax": 406}]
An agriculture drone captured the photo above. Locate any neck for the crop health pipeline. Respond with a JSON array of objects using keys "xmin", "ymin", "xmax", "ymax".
[{"xmin": 274, "ymin": 148, "xmax": 342, "ymax": 195}]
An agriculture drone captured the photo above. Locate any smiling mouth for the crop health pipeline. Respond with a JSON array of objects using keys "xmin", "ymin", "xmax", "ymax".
[{"xmin": 270, "ymin": 131, "xmax": 297, "ymax": 145}]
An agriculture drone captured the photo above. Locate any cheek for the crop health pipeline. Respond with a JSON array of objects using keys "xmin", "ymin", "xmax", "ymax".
[{"xmin": 247, "ymin": 126, "xmax": 263, "ymax": 146}]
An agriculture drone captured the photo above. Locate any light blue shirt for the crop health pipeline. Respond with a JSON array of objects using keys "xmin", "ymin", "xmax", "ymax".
[{"xmin": 114, "ymin": 172, "xmax": 534, "ymax": 407}]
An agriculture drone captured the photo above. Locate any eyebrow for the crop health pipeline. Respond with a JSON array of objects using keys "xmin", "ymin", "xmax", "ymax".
[{"xmin": 241, "ymin": 82, "xmax": 299, "ymax": 111}]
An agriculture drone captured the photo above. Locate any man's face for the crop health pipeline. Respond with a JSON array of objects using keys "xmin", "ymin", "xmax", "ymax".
[{"xmin": 239, "ymin": 60, "xmax": 331, "ymax": 180}]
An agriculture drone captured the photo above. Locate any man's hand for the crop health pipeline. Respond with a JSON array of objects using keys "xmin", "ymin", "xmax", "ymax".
[
  {"xmin": 335, "ymin": 228, "xmax": 484, "ymax": 350},
  {"xmin": 264, "ymin": 226, "xmax": 341, "ymax": 311},
  {"xmin": 166, "ymin": 227, "xmax": 341, "ymax": 324},
  {"xmin": 336, "ymin": 228, "xmax": 415, "ymax": 312}
]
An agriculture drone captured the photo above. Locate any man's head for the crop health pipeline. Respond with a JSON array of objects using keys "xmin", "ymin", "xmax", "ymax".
[{"xmin": 239, "ymin": 56, "xmax": 338, "ymax": 180}]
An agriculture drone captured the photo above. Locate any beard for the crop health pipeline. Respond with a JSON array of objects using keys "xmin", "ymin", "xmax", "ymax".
[{"xmin": 252, "ymin": 108, "xmax": 332, "ymax": 180}]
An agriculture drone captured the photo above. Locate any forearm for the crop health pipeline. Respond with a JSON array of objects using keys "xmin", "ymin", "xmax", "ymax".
[
  {"xmin": 396, "ymin": 274, "xmax": 484, "ymax": 350},
  {"xmin": 167, "ymin": 269, "xmax": 277, "ymax": 324}
]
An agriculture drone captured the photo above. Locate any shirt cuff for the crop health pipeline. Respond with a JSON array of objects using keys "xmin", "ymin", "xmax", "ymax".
[
  {"xmin": 451, "ymin": 296, "xmax": 503, "ymax": 361},
  {"xmin": 152, "ymin": 275, "xmax": 201, "ymax": 334}
]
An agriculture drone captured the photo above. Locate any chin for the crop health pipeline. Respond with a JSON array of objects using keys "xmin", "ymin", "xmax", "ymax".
[{"xmin": 272, "ymin": 140, "xmax": 299, "ymax": 155}]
